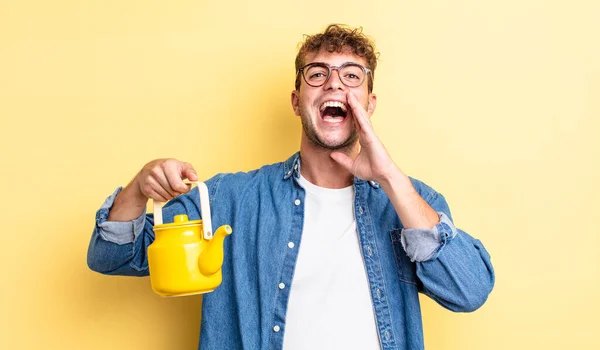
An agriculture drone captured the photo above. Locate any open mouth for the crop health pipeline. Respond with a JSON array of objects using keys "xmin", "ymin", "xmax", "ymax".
[{"xmin": 319, "ymin": 101, "xmax": 348, "ymax": 123}]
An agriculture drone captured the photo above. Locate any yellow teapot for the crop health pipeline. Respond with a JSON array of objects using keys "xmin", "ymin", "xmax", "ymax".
[{"xmin": 148, "ymin": 182, "xmax": 232, "ymax": 297}]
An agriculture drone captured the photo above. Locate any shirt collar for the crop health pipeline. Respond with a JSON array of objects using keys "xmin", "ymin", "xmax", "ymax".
[
  {"xmin": 283, "ymin": 152, "xmax": 301, "ymax": 180},
  {"xmin": 282, "ymin": 152, "xmax": 380, "ymax": 189}
]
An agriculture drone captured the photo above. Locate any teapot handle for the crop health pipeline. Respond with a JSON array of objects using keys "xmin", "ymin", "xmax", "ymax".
[{"xmin": 152, "ymin": 181, "xmax": 213, "ymax": 240}]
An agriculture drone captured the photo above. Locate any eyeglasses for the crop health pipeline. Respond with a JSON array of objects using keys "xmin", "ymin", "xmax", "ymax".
[{"xmin": 297, "ymin": 62, "xmax": 372, "ymax": 88}]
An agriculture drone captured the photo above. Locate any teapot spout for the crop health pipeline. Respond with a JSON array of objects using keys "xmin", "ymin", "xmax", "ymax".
[{"xmin": 198, "ymin": 225, "xmax": 232, "ymax": 275}]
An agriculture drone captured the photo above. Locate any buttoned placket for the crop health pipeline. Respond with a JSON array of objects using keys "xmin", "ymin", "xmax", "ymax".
[
  {"xmin": 354, "ymin": 179, "xmax": 398, "ymax": 350},
  {"xmin": 268, "ymin": 169, "xmax": 305, "ymax": 350}
]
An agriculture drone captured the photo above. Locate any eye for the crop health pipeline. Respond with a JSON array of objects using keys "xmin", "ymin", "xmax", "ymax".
[
  {"xmin": 304, "ymin": 64, "xmax": 329, "ymax": 81},
  {"xmin": 341, "ymin": 64, "xmax": 364, "ymax": 81}
]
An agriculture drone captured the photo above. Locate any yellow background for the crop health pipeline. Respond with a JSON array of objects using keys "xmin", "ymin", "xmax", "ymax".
[{"xmin": 1, "ymin": 0, "xmax": 598, "ymax": 349}]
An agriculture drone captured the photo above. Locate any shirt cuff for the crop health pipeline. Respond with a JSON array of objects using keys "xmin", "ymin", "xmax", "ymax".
[
  {"xmin": 400, "ymin": 212, "xmax": 457, "ymax": 262},
  {"xmin": 95, "ymin": 187, "xmax": 146, "ymax": 245}
]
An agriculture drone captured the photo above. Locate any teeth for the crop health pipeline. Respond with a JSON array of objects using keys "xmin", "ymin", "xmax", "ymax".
[
  {"xmin": 323, "ymin": 116, "xmax": 344, "ymax": 123},
  {"xmin": 320, "ymin": 101, "xmax": 347, "ymax": 112}
]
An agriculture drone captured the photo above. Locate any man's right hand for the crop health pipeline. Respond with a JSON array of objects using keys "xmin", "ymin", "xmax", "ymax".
[
  {"xmin": 134, "ymin": 158, "xmax": 198, "ymax": 202},
  {"xmin": 107, "ymin": 159, "xmax": 198, "ymax": 222}
]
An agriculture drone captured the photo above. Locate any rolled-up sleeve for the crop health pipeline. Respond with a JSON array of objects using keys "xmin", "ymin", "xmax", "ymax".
[
  {"xmin": 88, "ymin": 187, "xmax": 153, "ymax": 276},
  {"xmin": 400, "ymin": 212, "xmax": 457, "ymax": 262}
]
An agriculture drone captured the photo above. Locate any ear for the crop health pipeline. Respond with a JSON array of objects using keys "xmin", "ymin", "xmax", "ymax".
[
  {"xmin": 367, "ymin": 93, "xmax": 377, "ymax": 116},
  {"xmin": 291, "ymin": 90, "xmax": 301, "ymax": 116}
]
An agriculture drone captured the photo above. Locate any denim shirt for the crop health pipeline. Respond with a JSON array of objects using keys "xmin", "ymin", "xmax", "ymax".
[{"xmin": 87, "ymin": 153, "xmax": 495, "ymax": 350}]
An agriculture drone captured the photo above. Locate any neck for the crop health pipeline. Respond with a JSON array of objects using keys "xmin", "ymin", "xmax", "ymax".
[{"xmin": 299, "ymin": 136, "xmax": 358, "ymax": 188}]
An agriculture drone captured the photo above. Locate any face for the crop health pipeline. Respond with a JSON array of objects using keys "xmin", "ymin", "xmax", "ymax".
[{"xmin": 291, "ymin": 49, "xmax": 377, "ymax": 151}]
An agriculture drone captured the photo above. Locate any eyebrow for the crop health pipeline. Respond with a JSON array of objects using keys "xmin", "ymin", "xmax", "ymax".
[{"xmin": 305, "ymin": 61, "xmax": 363, "ymax": 67}]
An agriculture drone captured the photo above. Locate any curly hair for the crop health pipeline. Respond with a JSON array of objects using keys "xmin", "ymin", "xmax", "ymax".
[{"xmin": 295, "ymin": 24, "xmax": 379, "ymax": 92}]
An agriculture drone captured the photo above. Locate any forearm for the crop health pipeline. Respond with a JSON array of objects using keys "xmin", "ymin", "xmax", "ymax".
[
  {"xmin": 379, "ymin": 166, "xmax": 439, "ymax": 229},
  {"xmin": 107, "ymin": 178, "xmax": 148, "ymax": 222}
]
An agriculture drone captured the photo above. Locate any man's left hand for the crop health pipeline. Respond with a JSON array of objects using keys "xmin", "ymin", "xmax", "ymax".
[{"xmin": 330, "ymin": 91, "xmax": 400, "ymax": 184}]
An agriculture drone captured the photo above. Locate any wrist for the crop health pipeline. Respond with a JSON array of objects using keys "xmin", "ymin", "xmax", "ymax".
[
  {"xmin": 106, "ymin": 181, "xmax": 148, "ymax": 222},
  {"xmin": 379, "ymin": 166, "xmax": 413, "ymax": 195},
  {"xmin": 127, "ymin": 177, "xmax": 149, "ymax": 206}
]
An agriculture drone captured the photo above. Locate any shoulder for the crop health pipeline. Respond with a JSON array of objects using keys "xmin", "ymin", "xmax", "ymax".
[{"xmin": 204, "ymin": 159, "xmax": 286, "ymax": 194}]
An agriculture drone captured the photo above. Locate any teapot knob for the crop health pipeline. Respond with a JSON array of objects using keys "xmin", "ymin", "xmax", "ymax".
[{"xmin": 173, "ymin": 214, "xmax": 189, "ymax": 223}]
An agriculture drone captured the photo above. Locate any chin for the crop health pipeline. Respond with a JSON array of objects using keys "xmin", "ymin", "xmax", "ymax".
[{"xmin": 313, "ymin": 133, "xmax": 358, "ymax": 151}]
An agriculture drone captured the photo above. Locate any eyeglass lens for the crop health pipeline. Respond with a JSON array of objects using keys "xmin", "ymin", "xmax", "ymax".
[{"xmin": 304, "ymin": 63, "xmax": 365, "ymax": 87}]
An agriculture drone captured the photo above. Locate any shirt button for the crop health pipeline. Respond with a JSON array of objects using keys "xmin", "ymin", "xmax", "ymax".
[
  {"xmin": 278, "ymin": 283, "xmax": 285, "ymax": 290},
  {"xmin": 376, "ymin": 289, "xmax": 382, "ymax": 299},
  {"xmin": 294, "ymin": 199, "xmax": 301, "ymax": 206},
  {"xmin": 288, "ymin": 242, "xmax": 295, "ymax": 248},
  {"xmin": 385, "ymin": 331, "xmax": 390, "ymax": 340},
  {"xmin": 294, "ymin": 164, "xmax": 298, "ymax": 170},
  {"xmin": 359, "ymin": 206, "xmax": 363, "ymax": 214},
  {"xmin": 273, "ymin": 325, "xmax": 280, "ymax": 332},
  {"xmin": 367, "ymin": 246, "xmax": 373, "ymax": 256}
]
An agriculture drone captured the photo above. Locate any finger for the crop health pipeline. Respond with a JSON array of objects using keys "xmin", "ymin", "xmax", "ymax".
[
  {"xmin": 181, "ymin": 162, "xmax": 198, "ymax": 182},
  {"xmin": 150, "ymin": 166, "xmax": 179, "ymax": 198},
  {"xmin": 350, "ymin": 103, "xmax": 363, "ymax": 134},
  {"xmin": 347, "ymin": 91, "xmax": 374, "ymax": 133},
  {"xmin": 146, "ymin": 188, "xmax": 169, "ymax": 202},
  {"xmin": 352, "ymin": 109, "xmax": 363, "ymax": 135},
  {"xmin": 164, "ymin": 162, "xmax": 193, "ymax": 194},
  {"xmin": 147, "ymin": 176, "xmax": 175, "ymax": 201},
  {"xmin": 330, "ymin": 152, "xmax": 355, "ymax": 173}
]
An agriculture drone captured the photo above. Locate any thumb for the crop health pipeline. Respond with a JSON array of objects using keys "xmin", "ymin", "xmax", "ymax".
[
  {"xmin": 330, "ymin": 152, "xmax": 354, "ymax": 173},
  {"xmin": 181, "ymin": 162, "xmax": 198, "ymax": 181}
]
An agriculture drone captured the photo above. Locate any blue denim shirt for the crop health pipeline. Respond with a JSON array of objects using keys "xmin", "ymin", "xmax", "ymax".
[{"xmin": 87, "ymin": 153, "xmax": 495, "ymax": 350}]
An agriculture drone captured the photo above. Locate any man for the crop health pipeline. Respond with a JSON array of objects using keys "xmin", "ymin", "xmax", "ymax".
[{"xmin": 88, "ymin": 24, "xmax": 495, "ymax": 350}]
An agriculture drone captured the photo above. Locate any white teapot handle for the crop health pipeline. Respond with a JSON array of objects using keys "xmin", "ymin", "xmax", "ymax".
[{"xmin": 152, "ymin": 181, "xmax": 213, "ymax": 240}]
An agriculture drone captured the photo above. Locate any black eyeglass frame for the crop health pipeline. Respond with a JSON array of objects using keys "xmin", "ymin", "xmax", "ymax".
[{"xmin": 297, "ymin": 62, "xmax": 373, "ymax": 88}]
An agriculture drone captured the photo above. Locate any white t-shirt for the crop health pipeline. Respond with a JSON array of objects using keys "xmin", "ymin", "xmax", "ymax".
[{"xmin": 282, "ymin": 175, "xmax": 381, "ymax": 350}]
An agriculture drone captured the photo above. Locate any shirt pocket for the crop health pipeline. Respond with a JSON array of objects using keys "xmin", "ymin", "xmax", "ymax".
[{"xmin": 390, "ymin": 228, "xmax": 417, "ymax": 285}]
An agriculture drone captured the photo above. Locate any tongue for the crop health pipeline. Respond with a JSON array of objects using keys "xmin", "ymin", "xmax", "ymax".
[{"xmin": 323, "ymin": 106, "xmax": 344, "ymax": 116}]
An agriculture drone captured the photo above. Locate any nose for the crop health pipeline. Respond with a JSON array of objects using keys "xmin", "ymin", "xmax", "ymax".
[{"xmin": 323, "ymin": 68, "xmax": 345, "ymax": 91}]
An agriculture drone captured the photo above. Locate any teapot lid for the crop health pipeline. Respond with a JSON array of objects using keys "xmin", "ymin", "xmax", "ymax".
[{"xmin": 154, "ymin": 214, "xmax": 202, "ymax": 229}]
